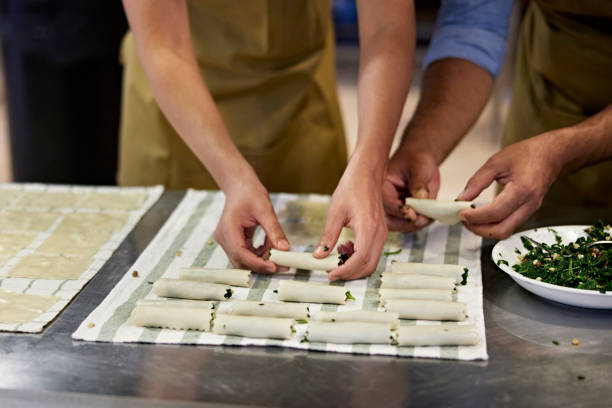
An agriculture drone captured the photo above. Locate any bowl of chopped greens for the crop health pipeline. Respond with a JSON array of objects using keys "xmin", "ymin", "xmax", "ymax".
[{"xmin": 492, "ymin": 221, "xmax": 612, "ymax": 309}]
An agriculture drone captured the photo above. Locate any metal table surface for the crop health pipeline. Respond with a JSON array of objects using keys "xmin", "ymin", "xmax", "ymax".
[{"xmin": 1, "ymin": 191, "xmax": 611, "ymax": 408}]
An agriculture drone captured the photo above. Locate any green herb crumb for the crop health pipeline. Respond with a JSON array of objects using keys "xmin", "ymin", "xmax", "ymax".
[
  {"xmin": 552, "ymin": 340, "xmax": 560, "ymax": 346},
  {"xmin": 384, "ymin": 248, "xmax": 402, "ymax": 256},
  {"xmin": 345, "ymin": 291, "xmax": 356, "ymax": 301},
  {"xmin": 296, "ymin": 320, "xmax": 308, "ymax": 324}
]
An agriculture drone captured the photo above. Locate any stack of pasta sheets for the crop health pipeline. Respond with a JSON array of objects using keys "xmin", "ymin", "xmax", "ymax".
[
  {"xmin": 0, "ymin": 183, "xmax": 163, "ymax": 333},
  {"xmin": 73, "ymin": 190, "xmax": 488, "ymax": 360}
]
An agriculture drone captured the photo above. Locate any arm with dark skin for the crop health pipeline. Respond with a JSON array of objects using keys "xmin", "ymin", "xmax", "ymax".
[
  {"xmin": 382, "ymin": 58, "xmax": 493, "ymax": 232},
  {"xmin": 314, "ymin": 0, "xmax": 416, "ymax": 281},
  {"xmin": 457, "ymin": 104, "xmax": 612, "ymax": 239},
  {"xmin": 122, "ymin": 0, "xmax": 289, "ymax": 272}
]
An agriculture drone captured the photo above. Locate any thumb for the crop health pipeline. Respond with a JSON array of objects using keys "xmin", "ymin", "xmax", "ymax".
[
  {"xmin": 259, "ymin": 211, "xmax": 290, "ymax": 251},
  {"xmin": 457, "ymin": 162, "xmax": 498, "ymax": 201},
  {"xmin": 314, "ymin": 206, "xmax": 345, "ymax": 258},
  {"xmin": 408, "ymin": 159, "xmax": 436, "ymax": 199}
]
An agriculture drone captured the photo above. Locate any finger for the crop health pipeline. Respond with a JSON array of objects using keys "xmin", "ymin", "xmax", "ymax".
[
  {"xmin": 386, "ymin": 214, "xmax": 422, "ymax": 233},
  {"xmin": 464, "ymin": 199, "xmax": 539, "ymax": 240},
  {"xmin": 382, "ymin": 180, "xmax": 405, "ymax": 219},
  {"xmin": 314, "ymin": 206, "xmax": 345, "ymax": 258},
  {"xmin": 456, "ymin": 162, "xmax": 498, "ymax": 201},
  {"xmin": 258, "ymin": 211, "xmax": 290, "ymax": 251},
  {"xmin": 226, "ymin": 225, "xmax": 277, "ymax": 273},
  {"xmin": 460, "ymin": 182, "xmax": 529, "ymax": 225}
]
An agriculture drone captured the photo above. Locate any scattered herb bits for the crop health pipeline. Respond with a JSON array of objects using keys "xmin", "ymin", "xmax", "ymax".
[
  {"xmin": 552, "ymin": 340, "xmax": 560, "ymax": 346},
  {"xmin": 345, "ymin": 291, "xmax": 356, "ymax": 301},
  {"xmin": 384, "ymin": 249, "xmax": 402, "ymax": 256},
  {"xmin": 512, "ymin": 221, "xmax": 611, "ymax": 293}
]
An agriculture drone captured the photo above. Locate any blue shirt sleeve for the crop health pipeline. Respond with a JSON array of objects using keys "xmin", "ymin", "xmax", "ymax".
[{"xmin": 424, "ymin": 0, "xmax": 514, "ymax": 78}]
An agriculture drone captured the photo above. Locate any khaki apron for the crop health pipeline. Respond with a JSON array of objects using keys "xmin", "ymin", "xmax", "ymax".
[
  {"xmin": 118, "ymin": 0, "xmax": 347, "ymax": 193},
  {"xmin": 503, "ymin": 0, "xmax": 612, "ymax": 209}
]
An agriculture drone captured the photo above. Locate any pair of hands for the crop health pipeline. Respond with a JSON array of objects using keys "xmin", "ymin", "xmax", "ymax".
[
  {"xmin": 216, "ymin": 131, "xmax": 563, "ymax": 281},
  {"xmin": 214, "ymin": 163, "xmax": 387, "ymax": 282},
  {"xmin": 384, "ymin": 131, "xmax": 563, "ymax": 240}
]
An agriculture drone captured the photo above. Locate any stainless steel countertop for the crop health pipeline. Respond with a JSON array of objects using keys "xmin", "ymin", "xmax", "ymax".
[{"xmin": 1, "ymin": 191, "xmax": 611, "ymax": 408}]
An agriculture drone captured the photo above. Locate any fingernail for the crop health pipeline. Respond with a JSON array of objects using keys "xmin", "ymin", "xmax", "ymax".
[{"xmin": 415, "ymin": 187, "xmax": 429, "ymax": 198}]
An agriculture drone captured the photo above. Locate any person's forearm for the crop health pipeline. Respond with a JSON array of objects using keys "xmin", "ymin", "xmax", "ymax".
[
  {"xmin": 122, "ymin": 0, "xmax": 257, "ymax": 193},
  {"xmin": 554, "ymin": 104, "xmax": 612, "ymax": 176},
  {"xmin": 352, "ymin": 0, "xmax": 416, "ymax": 182},
  {"xmin": 397, "ymin": 58, "xmax": 493, "ymax": 164}
]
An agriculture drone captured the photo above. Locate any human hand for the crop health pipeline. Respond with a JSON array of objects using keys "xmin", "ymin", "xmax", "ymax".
[
  {"xmin": 214, "ymin": 180, "xmax": 290, "ymax": 273},
  {"xmin": 456, "ymin": 133, "xmax": 564, "ymax": 239},
  {"xmin": 313, "ymin": 164, "xmax": 388, "ymax": 281},
  {"xmin": 382, "ymin": 145, "xmax": 440, "ymax": 232}
]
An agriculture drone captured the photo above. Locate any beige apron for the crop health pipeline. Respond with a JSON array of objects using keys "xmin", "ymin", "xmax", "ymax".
[
  {"xmin": 503, "ymin": 0, "xmax": 612, "ymax": 209},
  {"xmin": 118, "ymin": 0, "xmax": 347, "ymax": 193}
]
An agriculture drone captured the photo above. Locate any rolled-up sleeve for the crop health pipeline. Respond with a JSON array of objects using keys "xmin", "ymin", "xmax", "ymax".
[{"xmin": 424, "ymin": 0, "xmax": 514, "ymax": 78}]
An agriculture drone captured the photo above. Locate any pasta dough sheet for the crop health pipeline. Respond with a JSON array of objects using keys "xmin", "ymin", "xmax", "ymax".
[
  {"xmin": 0, "ymin": 232, "xmax": 37, "ymax": 259},
  {"xmin": 224, "ymin": 300, "xmax": 308, "ymax": 320},
  {"xmin": 7, "ymin": 254, "xmax": 93, "ymax": 280},
  {"xmin": 37, "ymin": 231, "xmax": 112, "ymax": 257},
  {"xmin": 213, "ymin": 314, "xmax": 294, "ymax": 339},
  {"xmin": 404, "ymin": 198, "xmax": 473, "ymax": 225},
  {"xmin": 153, "ymin": 278, "xmax": 233, "ymax": 301},
  {"xmin": 127, "ymin": 299, "xmax": 214, "ymax": 331},
  {"xmin": 307, "ymin": 321, "xmax": 395, "ymax": 344},
  {"xmin": 378, "ymin": 288, "xmax": 454, "ymax": 302},
  {"xmin": 277, "ymin": 280, "xmax": 348, "ymax": 305},
  {"xmin": 55, "ymin": 213, "xmax": 130, "ymax": 234},
  {"xmin": 397, "ymin": 325, "xmax": 478, "ymax": 346},
  {"xmin": 179, "ymin": 268, "xmax": 251, "ymax": 287},
  {"xmin": 0, "ymin": 210, "xmax": 58, "ymax": 232},
  {"xmin": 79, "ymin": 192, "xmax": 147, "ymax": 211},
  {"xmin": 383, "ymin": 299, "xmax": 467, "ymax": 321},
  {"xmin": 380, "ymin": 273, "xmax": 456, "ymax": 290},
  {"xmin": 0, "ymin": 289, "xmax": 60, "ymax": 324},
  {"xmin": 310, "ymin": 310, "xmax": 400, "ymax": 330},
  {"xmin": 391, "ymin": 262, "xmax": 466, "ymax": 283},
  {"xmin": 12, "ymin": 191, "xmax": 85, "ymax": 210},
  {"xmin": 269, "ymin": 249, "xmax": 339, "ymax": 271},
  {"xmin": 0, "ymin": 189, "xmax": 22, "ymax": 207}
]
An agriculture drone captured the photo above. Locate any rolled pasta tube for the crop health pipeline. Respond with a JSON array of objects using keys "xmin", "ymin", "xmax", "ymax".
[
  {"xmin": 404, "ymin": 198, "xmax": 473, "ymax": 225},
  {"xmin": 383, "ymin": 299, "xmax": 467, "ymax": 321},
  {"xmin": 127, "ymin": 299, "xmax": 214, "ymax": 331},
  {"xmin": 213, "ymin": 314, "xmax": 294, "ymax": 339},
  {"xmin": 277, "ymin": 280, "xmax": 349, "ymax": 305},
  {"xmin": 310, "ymin": 310, "xmax": 400, "ymax": 330},
  {"xmin": 380, "ymin": 274, "xmax": 456, "ymax": 290},
  {"xmin": 391, "ymin": 262, "xmax": 466, "ymax": 280},
  {"xmin": 307, "ymin": 321, "xmax": 395, "ymax": 344},
  {"xmin": 226, "ymin": 300, "xmax": 309, "ymax": 320},
  {"xmin": 397, "ymin": 325, "xmax": 478, "ymax": 346},
  {"xmin": 153, "ymin": 278, "xmax": 233, "ymax": 301},
  {"xmin": 179, "ymin": 268, "xmax": 251, "ymax": 287},
  {"xmin": 378, "ymin": 288, "xmax": 453, "ymax": 301},
  {"xmin": 269, "ymin": 249, "xmax": 339, "ymax": 271}
]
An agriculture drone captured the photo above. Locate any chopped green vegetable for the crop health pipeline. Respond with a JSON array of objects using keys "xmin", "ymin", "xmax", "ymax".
[
  {"xmin": 300, "ymin": 337, "xmax": 309, "ymax": 343},
  {"xmin": 273, "ymin": 289, "xmax": 278, "ymax": 294},
  {"xmin": 331, "ymin": 318, "xmax": 336, "ymax": 322},
  {"xmin": 224, "ymin": 289, "xmax": 233, "ymax": 299},
  {"xmin": 512, "ymin": 221, "xmax": 611, "ymax": 293},
  {"xmin": 390, "ymin": 336, "xmax": 399, "ymax": 346},
  {"xmin": 291, "ymin": 327, "xmax": 296, "ymax": 333},
  {"xmin": 324, "ymin": 246, "xmax": 329, "ymax": 252},
  {"xmin": 404, "ymin": 217, "xmax": 412, "ymax": 222},
  {"xmin": 470, "ymin": 204, "xmax": 476, "ymax": 209},
  {"xmin": 578, "ymin": 375, "xmax": 585, "ymax": 381},
  {"xmin": 338, "ymin": 253, "xmax": 349, "ymax": 265},
  {"xmin": 345, "ymin": 291, "xmax": 356, "ymax": 301},
  {"xmin": 497, "ymin": 259, "xmax": 509, "ymax": 266},
  {"xmin": 398, "ymin": 204, "xmax": 404, "ymax": 210},
  {"xmin": 384, "ymin": 248, "xmax": 402, "ymax": 256},
  {"xmin": 296, "ymin": 320, "xmax": 308, "ymax": 324},
  {"xmin": 552, "ymin": 340, "xmax": 560, "ymax": 346},
  {"xmin": 461, "ymin": 268, "xmax": 469, "ymax": 285},
  {"xmin": 258, "ymin": 303, "xmax": 264, "ymax": 306}
]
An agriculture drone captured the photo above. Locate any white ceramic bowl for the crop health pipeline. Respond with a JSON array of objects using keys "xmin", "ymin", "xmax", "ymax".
[{"xmin": 492, "ymin": 225, "xmax": 612, "ymax": 309}]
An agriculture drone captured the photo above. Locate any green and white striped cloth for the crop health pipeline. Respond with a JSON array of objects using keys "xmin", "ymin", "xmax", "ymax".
[
  {"xmin": 0, "ymin": 183, "xmax": 163, "ymax": 333},
  {"xmin": 73, "ymin": 190, "xmax": 488, "ymax": 360}
]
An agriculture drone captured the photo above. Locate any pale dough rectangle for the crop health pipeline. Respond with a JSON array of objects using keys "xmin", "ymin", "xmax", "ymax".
[
  {"xmin": 225, "ymin": 300, "xmax": 309, "ymax": 320},
  {"xmin": 380, "ymin": 273, "xmax": 456, "ymax": 290},
  {"xmin": 277, "ymin": 280, "xmax": 349, "ymax": 305},
  {"xmin": 213, "ymin": 314, "xmax": 294, "ymax": 339},
  {"xmin": 37, "ymin": 231, "xmax": 112, "ymax": 257},
  {"xmin": 127, "ymin": 299, "xmax": 214, "ymax": 331},
  {"xmin": 6, "ymin": 254, "xmax": 94, "ymax": 280},
  {"xmin": 310, "ymin": 310, "xmax": 400, "ymax": 330},
  {"xmin": 79, "ymin": 192, "xmax": 147, "ymax": 211},
  {"xmin": 390, "ymin": 262, "xmax": 467, "ymax": 282},
  {"xmin": 404, "ymin": 198, "xmax": 473, "ymax": 225},
  {"xmin": 153, "ymin": 278, "xmax": 233, "ymax": 301},
  {"xmin": 383, "ymin": 299, "xmax": 467, "ymax": 321},
  {"xmin": 54, "ymin": 213, "xmax": 130, "ymax": 234},
  {"xmin": 269, "ymin": 249, "xmax": 340, "ymax": 271},
  {"xmin": 12, "ymin": 191, "xmax": 86, "ymax": 210},
  {"xmin": 0, "ymin": 210, "xmax": 59, "ymax": 232},
  {"xmin": 307, "ymin": 321, "xmax": 395, "ymax": 344},
  {"xmin": 179, "ymin": 268, "xmax": 251, "ymax": 287},
  {"xmin": 378, "ymin": 288, "xmax": 454, "ymax": 302},
  {"xmin": 0, "ymin": 289, "xmax": 60, "ymax": 324}
]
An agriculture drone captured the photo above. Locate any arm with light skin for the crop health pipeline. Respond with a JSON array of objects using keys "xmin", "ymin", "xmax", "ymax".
[
  {"xmin": 313, "ymin": 0, "xmax": 415, "ymax": 281},
  {"xmin": 457, "ymin": 104, "xmax": 612, "ymax": 240},
  {"xmin": 382, "ymin": 58, "xmax": 493, "ymax": 232},
  {"xmin": 122, "ymin": 0, "xmax": 289, "ymax": 272}
]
